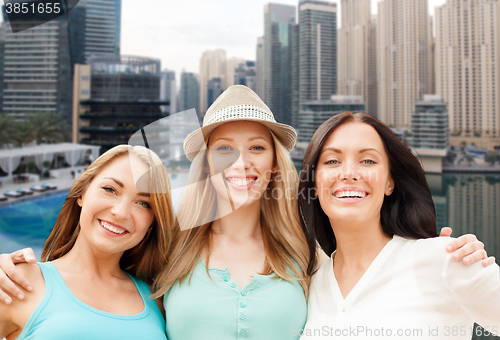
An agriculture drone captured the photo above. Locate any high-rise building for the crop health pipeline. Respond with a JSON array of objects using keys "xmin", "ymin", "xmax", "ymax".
[
  {"xmin": 199, "ymin": 49, "xmax": 226, "ymax": 116},
  {"xmin": 207, "ymin": 77, "xmax": 223, "ymax": 109},
  {"xmin": 83, "ymin": 0, "xmax": 121, "ymax": 60},
  {"xmin": 74, "ymin": 55, "xmax": 167, "ymax": 153},
  {"xmin": 225, "ymin": 57, "xmax": 246, "ymax": 89},
  {"xmin": 0, "ymin": 20, "xmax": 73, "ymax": 121},
  {"xmin": 160, "ymin": 70, "xmax": 176, "ymax": 114},
  {"xmin": 298, "ymin": 95, "xmax": 365, "ymax": 143},
  {"xmin": 412, "ymin": 95, "xmax": 448, "ymax": 173},
  {"xmin": 180, "ymin": 72, "xmax": 200, "ymax": 115},
  {"xmin": 256, "ymin": 37, "xmax": 264, "ymax": 98},
  {"xmin": 377, "ymin": 0, "xmax": 433, "ymax": 127},
  {"xmin": 234, "ymin": 61, "xmax": 257, "ymax": 93},
  {"xmin": 435, "ymin": 0, "xmax": 500, "ymax": 139},
  {"xmin": 263, "ymin": 3, "xmax": 296, "ymax": 125},
  {"xmin": 338, "ymin": 0, "xmax": 377, "ymax": 116},
  {"xmin": 299, "ymin": 1, "xmax": 337, "ymax": 104}
]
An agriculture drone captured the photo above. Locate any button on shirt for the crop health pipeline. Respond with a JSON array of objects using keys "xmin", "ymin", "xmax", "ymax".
[{"xmin": 164, "ymin": 260, "xmax": 307, "ymax": 340}]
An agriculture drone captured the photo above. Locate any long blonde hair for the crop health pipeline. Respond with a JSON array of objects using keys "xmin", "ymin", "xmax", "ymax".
[
  {"xmin": 42, "ymin": 145, "xmax": 174, "ymax": 281},
  {"xmin": 153, "ymin": 131, "xmax": 310, "ymax": 297}
]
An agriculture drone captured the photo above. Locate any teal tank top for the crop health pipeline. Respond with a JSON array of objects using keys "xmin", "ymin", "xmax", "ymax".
[{"xmin": 17, "ymin": 262, "xmax": 167, "ymax": 340}]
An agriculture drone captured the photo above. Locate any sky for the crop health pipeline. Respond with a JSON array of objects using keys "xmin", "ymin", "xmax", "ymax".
[{"xmin": 121, "ymin": 0, "xmax": 447, "ymax": 81}]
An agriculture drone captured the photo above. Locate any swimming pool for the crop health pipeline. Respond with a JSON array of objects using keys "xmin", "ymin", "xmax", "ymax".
[{"xmin": 0, "ymin": 190, "xmax": 70, "ymax": 258}]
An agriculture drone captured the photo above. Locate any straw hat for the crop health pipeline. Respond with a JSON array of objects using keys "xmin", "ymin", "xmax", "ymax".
[{"xmin": 183, "ymin": 85, "xmax": 297, "ymax": 161}]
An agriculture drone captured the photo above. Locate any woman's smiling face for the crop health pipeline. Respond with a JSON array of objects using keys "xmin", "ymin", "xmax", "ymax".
[
  {"xmin": 77, "ymin": 155, "xmax": 155, "ymax": 255},
  {"xmin": 207, "ymin": 121, "xmax": 276, "ymax": 209},
  {"xmin": 315, "ymin": 121, "xmax": 394, "ymax": 227}
]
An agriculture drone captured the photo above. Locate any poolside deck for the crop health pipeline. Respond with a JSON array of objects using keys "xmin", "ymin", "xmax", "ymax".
[{"xmin": 0, "ymin": 172, "xmax": 77, "ymax": 206}]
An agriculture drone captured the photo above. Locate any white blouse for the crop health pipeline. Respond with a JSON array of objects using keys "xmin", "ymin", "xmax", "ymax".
[{"xmin": 300, "ymin": 236, "xmax": 500, "ymax": 340}]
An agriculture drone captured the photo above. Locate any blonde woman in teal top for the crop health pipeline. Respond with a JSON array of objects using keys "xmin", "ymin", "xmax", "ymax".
[
  {"xmin": 0, "ymin": 145, "xmax": 173, "ymax": 339},
  {"xmin": 153, "ymin": 85, "xmax": 311, "ymax": 339}
]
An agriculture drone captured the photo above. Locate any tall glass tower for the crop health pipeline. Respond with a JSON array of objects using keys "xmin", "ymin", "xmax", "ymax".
[
  {"xmin": 263, "ymin": 3, "xmax": 296, "ymax": 126},
  {"xmin": 299, "ymin": 0, "xmax": 337, "ymax": 102},
  {"xmin": 83, "ymin": 0, "xmax": 121, "ymax": 60}
]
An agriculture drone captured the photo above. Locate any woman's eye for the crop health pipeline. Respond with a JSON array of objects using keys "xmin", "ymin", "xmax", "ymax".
[
  {"xmin": 363, "ymin": 159, "xmax": 376, "ymax": 165},
  {"xmin": 217, "ymin": 146, "xmax": 232, "ymax": 152},
  {"xmin": 325, "ymin": 160, "xmax": 338, "ymax": 165},
  {"xmin": 102, "ymin": 186, "xmax": 116, "ymax": 194},
  {"xmin": 138, "ymin": 201, "xmax": 152, "ymax": 209},
  {"xmin": 252, "ymin": 146, "xmax": 265, "ymax": 151}
]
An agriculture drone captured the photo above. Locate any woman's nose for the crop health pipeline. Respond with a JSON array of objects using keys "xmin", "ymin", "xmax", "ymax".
[
  {"xmin": 110, "ymin": 197, "xmax": 132, "ymax": 220},
  {"xmin": 338, "ymin": 161, "xmax": 359, "ymax": 181}
]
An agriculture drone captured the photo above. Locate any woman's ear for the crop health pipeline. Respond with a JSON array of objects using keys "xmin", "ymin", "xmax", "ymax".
[
  {"xmin": 77, "ymin": 196, "xmax": 83, "ymax": 207},
  {"xmin": 385, "ymin": 177, "xmax": 395, "ymax": 196}
]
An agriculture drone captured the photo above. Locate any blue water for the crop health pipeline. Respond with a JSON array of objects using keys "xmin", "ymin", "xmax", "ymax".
[{"xmin": 0, "ymin": 190, "xmax": 69, "ymax": 258}]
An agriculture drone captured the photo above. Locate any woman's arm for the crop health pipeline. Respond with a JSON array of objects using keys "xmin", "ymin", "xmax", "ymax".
[{"xmin": 445, "ymin": 253, "xmax": 500, "ymax": 336}]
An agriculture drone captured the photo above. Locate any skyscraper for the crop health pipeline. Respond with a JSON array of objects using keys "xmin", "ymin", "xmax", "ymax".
[
  {"xmin": 377, "ymin": 0, "xmax": 433, "ymax": 127},
  {"xmin": 199, "ymin": 49, "xmax": 226, "ymax": 116},
  {"xmin": 75, "ymin": 55, "xmax": 166, "ymax": 153},
  {"xmin": 299, "ymin": 0, "xmax": 337, "ymax": 103},
  {"xmin": 338, "ymin": 0, "xmax": 377, "ymax": 116},
  {"xmin": 225, "ymin": 57, "xmax": 246, "ymax": 89},
  {"xmin": 160, "ymin": 70, "xmax": 176, "ymax": 114},
  {"xmin": 263, "ymin": 3, "xmax": 296, "ymax": 125},
  {"xmin": 0, "ymin": 20, "xmax": 73, "ymax": 121},
  {"xmin": 83, "ymin": 0, "xmax": 121, "ymax": 60},
  {"xmin": 435, "ymin": 0, "xmax": 500, "ymax": 139},
  {"xmin": 207, "ymin": 77, "xmax": 223, "ymax": 109},
  {"xmin": 180, "ymin": 72, "xmax": 200, "ymax": 115},
  {"xmin": 256, "ymin": 37, "xmax": 264, "ymax": 98},
  {"xmin": 234, "ymin": 61, "xmax": 257, "ymax": 92}
]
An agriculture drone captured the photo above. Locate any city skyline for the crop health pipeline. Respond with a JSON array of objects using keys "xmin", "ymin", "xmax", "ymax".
[
  {"xmin": 118, "ymin": 0, "xmax": 447, "ymax": 82},
  {"xmin": 0, "ymin": 0, "xmax": 448, "ymax": 83}
]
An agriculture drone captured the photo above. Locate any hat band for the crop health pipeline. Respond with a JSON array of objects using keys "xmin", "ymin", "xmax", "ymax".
[{"xmin": 205, "ymin": 104, "xmax": 276, "ymax": 126}]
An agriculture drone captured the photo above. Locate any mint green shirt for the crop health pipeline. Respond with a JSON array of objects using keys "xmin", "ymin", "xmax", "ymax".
[{"xmin": 164, "ymin": 260, "xmax": 307, "ymax": 339}]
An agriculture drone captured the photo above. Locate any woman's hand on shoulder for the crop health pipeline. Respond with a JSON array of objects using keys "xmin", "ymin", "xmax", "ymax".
[
  {"xmin": 0, "ymin": 262, "xmax": 42, "ymax": 340},
  {"xmin": 439, "ymin": 227, "xmax": 495, "ymax": 267},
  {"xmin": 0, "ymin": 249, "xmax": 37, "ymax": 305}
]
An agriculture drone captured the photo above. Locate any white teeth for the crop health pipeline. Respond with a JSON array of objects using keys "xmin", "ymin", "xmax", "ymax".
[
  {"xmin": 100, "ymin": 220, "xmax": 127, "ymax": 234},
  {"xmin": 227, "ymin": 178, "xmax": 256, "ymax": 187},
  {"xmin": 335, "ymin": 191, "xmax": 366, "ymax": 198}
]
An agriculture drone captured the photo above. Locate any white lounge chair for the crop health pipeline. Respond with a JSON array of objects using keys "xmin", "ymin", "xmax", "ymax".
[
  {"xmin": 41, "ymin": 183, "xmax": 57, "ymax": 190},
  {"xmin": 30, "ymin": 185, "xmax": 48, "ymax": 192},
  {"xmin": 0, "ymin": 195, "xmax": 8, "ymax": 202},
  {"xmin": 17, "ymin": 188, "xmax": 33, "ymax": 195},
  {"xmin": 4, "ymin": 190, "xmax": 23, "ymax": 198}
]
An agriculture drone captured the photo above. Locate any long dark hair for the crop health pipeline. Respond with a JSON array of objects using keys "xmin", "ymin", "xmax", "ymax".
[{"xmin": 298, "ymin": 112, "xmax": 436, "ymax": 275}]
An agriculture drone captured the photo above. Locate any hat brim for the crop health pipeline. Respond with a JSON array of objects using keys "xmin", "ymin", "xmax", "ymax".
[{"xmin": 183, "ymin": 118, "xmax": 297, "ymax": 161}]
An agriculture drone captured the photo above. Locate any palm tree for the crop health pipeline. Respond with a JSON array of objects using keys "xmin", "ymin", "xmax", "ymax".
[
  {"xmin": 25, "ymin": 112, "xmax": 71, "ymax": 144},
  {"xmin": 0, "ymin": 114, "xmax": 18, "ymax": 148}
]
